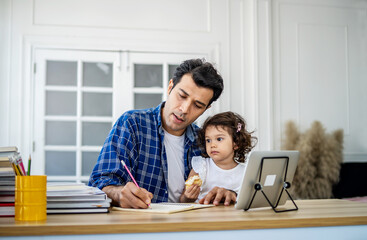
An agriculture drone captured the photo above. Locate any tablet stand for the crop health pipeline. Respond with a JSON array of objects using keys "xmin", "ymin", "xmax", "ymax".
[{"xmin": 244, "ymin": 156, "xmax": 298, "ymax": 213}]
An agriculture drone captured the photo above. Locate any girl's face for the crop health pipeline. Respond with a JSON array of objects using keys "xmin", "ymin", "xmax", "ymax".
[{"xmin": 205, "ymin": 125, "xmax": 238, "ymax": 169}]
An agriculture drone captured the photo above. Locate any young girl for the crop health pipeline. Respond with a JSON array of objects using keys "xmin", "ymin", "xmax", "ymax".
[{"xmin": 180, "ymin": 111, "xmax": 257, "ymax": 204}]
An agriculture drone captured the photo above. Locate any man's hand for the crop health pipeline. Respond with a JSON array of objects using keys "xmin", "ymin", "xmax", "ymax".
[
  {"xmin": 102, "ymin": 182, "xmax": 153, "ymax": 209},
  {"xmin": 198, "ymin": 187, "xmax": 236, "ymax": 206}
]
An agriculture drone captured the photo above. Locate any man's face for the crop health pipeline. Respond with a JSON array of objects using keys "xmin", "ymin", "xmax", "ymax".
[{"xmin": 162, "ymin": 73, "xmax": 214, "ymax": 136}]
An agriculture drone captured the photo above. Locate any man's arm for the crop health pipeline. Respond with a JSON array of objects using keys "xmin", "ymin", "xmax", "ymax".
[
  {"xmin": 89, "ymin": 114, "xmax": 153, "ymax": 208},
  {"xmin": 198, "ymin": 187, "xmax": 237, "ymax": 206},
  {"xmin": 102, "ymin": 182, "xmax": 153, "ymax": 209}
]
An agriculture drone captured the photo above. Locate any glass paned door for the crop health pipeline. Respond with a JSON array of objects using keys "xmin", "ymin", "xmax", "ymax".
[
  {"xmin": 33, "ymin": 49, "xmax": 209, "ymax": 183},
  {"xmin": 33, "ymin": 49, "xmax": 123, "ymax": 183},
  {"xmin": 128, "ymin": 53, "xmax": 204, "ymax": 110}
]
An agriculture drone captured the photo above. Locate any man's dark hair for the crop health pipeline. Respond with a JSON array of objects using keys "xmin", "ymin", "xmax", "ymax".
[{"xmin": 172, "ymin": 58, "xmax": 224, "ymax": 107}]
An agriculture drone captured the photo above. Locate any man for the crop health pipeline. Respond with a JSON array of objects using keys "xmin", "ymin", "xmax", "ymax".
[{"xmin": 89, "ymin": 59, "xmax": 236, "ymax": 208}]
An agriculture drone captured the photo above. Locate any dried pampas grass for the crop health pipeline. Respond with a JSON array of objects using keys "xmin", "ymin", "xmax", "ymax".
[{"xmin": 282, "ymin": 121, "xmax": 343, "ymax": 199}]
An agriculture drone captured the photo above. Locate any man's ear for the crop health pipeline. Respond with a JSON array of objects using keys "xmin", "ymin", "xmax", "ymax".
[{"xmin": 167, "ymin": 79, "xmax": 174, "ymax": 95}]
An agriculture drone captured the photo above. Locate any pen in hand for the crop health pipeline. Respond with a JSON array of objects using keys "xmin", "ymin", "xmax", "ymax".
[{"xmin": 120, "ymin": 160, "xmax": 151, "ymax": 207}]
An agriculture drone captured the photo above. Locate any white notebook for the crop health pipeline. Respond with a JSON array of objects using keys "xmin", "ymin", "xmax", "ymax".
[
  {"xmin": 47, "ymin": 208, "xmax": 109, "ymax": 214},
  {"xmin": 112, "ymin": 202, "xmax": 215, "ymax": 214}
]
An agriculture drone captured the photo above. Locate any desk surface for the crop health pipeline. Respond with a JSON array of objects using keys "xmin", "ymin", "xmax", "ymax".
[{"xmin": 1, "ymin": 199, "xmax": 367, "ymax": 237}]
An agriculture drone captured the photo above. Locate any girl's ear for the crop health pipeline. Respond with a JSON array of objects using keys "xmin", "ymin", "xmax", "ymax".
[{"xmin": 233, "ymin": 143, "xmax": 239, "ymax": 150}]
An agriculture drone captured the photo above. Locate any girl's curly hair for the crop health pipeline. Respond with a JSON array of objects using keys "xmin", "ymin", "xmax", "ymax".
[{"xmin": 197, "ymin": 111, "xmax": 257, "ymax": 163}]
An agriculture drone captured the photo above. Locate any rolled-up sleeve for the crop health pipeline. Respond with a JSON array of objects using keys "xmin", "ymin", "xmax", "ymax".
[{"xmin": 88, "ymin": 114, "xmax": 137, "ymax": 190}]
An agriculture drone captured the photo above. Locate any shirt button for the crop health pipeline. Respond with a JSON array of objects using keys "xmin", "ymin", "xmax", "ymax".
[{"xmin": 165, "ymin": 191, "xmax": 168, "ymax": 194}]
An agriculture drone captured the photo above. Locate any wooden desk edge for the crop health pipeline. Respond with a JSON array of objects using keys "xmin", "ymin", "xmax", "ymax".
[
  {"xmin": 2, "ymin": 216, "xmax": 367, "ymax": 236},
  {"xmin": 2, "ymin": 199, "xmax": 367, "ymax": 236}
]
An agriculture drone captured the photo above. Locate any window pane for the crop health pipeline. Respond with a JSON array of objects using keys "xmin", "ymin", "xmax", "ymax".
[
  {"xmin": 82, "ymin": 122, "xmax": 111, "ymax": 146},
  {"xmin": 46, "ymin": 91, "xmax": 77, "ymax": 116},
  {"xmin": 82, "ymin": 92, "xmax": 112, "ymax": 116},
  {"xmin": 46, "ymin": 60, "xmax": 77, "ymax": 86},
  {"xmin": 83, "ymin": 62, "xmax": 113, "ymax": 87},
  {"xmin": 134, "ymin": 93, "xmax": 162, "ymax": 109},
  {"xmin": 45, "ymin": 121, "xmax": 76, "ymax": 145},
  {"xmin": 134, "ymin": 64, "xmax": 163, "ymax": 87},
  {"xmin": 82, "ymin": 151, "xmax": 99, "ymax": 176},
  {"xmin": 45, "ymin": 151, "xmax": 76, "ymax": 176},
  {"xmin": 168, "ymin": 64, "xmax": 179, "ymax": 80}
]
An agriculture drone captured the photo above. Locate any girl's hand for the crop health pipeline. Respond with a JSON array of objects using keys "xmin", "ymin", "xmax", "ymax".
[{"xmin": 183, "ymin": 185, "xmax": 200, "ymax": 202}]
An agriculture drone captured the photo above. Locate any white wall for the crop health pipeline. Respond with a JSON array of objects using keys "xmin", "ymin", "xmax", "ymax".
[
  {"xmin": 0, "ymin": 0, "xmax": 11, "ymax": 146},
  {"xmin": 253, "ymin": 0, "xmax": 367, "ymax": 162},
  {"xmin": 271, "ymin": 0, "xmax": 367, "ymax": 162},
  {"xmin": 0, "ymin": 0, "xmax": 366, "ymax": 162},
  {"xmin": 0, "ymin": 0, "xmax": 236, "ymax": 158}
]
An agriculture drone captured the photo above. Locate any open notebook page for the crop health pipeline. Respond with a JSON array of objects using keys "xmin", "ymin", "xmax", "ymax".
[{"xmin": 112, "ymin": 202, "xmax": 215, "ymax": 214}]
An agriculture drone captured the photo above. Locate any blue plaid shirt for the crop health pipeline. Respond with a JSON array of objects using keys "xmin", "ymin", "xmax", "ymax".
[{"xmin": 88, "ymin": 102, "xmax": 202, "ymax": 203}]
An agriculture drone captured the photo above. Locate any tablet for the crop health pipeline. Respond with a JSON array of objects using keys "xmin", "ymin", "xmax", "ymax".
[{"xmin": 234, "ymin": 150, "xmax": 299, "ymax": 210}]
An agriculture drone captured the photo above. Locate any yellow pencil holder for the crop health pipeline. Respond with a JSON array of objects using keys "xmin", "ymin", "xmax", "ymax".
[{"xmin": 15, "ymin": 175, "xmax": 47, "ymax": 221}]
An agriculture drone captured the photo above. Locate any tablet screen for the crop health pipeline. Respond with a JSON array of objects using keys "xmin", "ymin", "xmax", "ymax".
[{"xmin": 235, "ymin": 151, "xmax": 299, "ymax": 210}]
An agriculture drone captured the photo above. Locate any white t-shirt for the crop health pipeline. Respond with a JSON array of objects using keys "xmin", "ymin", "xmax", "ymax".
[
  {"xmin": 191, "ymin": 156, "xmax": 246, "ymax": 201},
  {"xmin": 163, "ymin": 129, "xmax": 185, "ymax": 203}
]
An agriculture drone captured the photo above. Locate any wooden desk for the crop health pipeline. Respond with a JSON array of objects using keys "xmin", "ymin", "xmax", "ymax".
[{"xmin": 1, "ymin": 199, "xmax": 367, "ymax": 239}]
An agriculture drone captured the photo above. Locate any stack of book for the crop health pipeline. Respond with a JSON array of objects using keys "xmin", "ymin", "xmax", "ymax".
[
  {"xmin": 47, "ymin": 182, "xmax": 111, "ymax": 214},
  {"xmin": 0, "ymin": 146, "xmax": 18, "ymax": 217}
]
